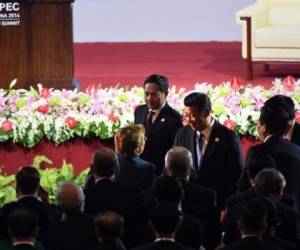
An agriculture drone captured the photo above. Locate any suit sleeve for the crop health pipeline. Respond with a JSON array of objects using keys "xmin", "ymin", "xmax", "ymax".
[
  {"xmin": 227, "ymin": 132, "xmax": 244, "ymax": 196},
  {"xmin": 237, "ymin": 146, "xmax": 254, "ymax": 192}
]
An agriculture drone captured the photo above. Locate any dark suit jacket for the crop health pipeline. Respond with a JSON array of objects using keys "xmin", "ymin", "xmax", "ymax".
[
  {"xmin": 132, "ymin": 240, "xmax": 194, "ymax": 250},
  {"xmin": 224, "ymin": 194, "xmax": 300, "ymax": 246},
  {"xmin": 238, "ymin": 135, "xmax": 300, "ymax": 211},
  {"xmin": 91, "ymin": 239, "xmax": 126, "ymax": 250},
  {"xmin": 84, "ymin": 178, "xmax": 145, "ymax": 226},
  {"xmin": 134, "ymin": 103, "xmax": 182, "ymax": 176},
  {"xmin": 122, "ymin": 213, "xmax": 203, "ymax": 250},
  {"xmin": 179, "ymin": 180, "xmax": 221, "ymax": 250},
  {"xmin": 0, "ymin": 196, "xmax": 53, "ymax": 240},
  {"xmin": 220, "ymin": 236, "xmax": 282, "ymax": 250},
  {"xmin": 117, "ymin": 155, "xmax": 155, "ymax": 190},
  {"xmin": 12, "ymin": 244, "xmax": 37, "ymax": 250},
  {"xmin": 291, "ymin": 122, "xmax": 300, "ymax": 146},
  {"xmin": 174, "ymin": 121, "xmax": 244, "ymax": 209},
  {"xmin": 43, "ymin": 210, "xmax": 98, "ymax": 250}
]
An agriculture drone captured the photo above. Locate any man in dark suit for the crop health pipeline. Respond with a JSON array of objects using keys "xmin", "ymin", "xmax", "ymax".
[
  {"xmin": 132, "ymin": 204, "xmax": 194, "ymax": 250},
  {"xmin": 164, "ymin": 146, "xmax": 222, "ymax": 250},
  {"xmin": 8, "ymin": 209, "xmax": 39, "ymax": 250},
  {"xmin": 134, "ymin": 74, "xmax": 182, "ymax": 176},
  {"xmin": 0, "ymin": 166, "xmax": 53, "ymax": 241},
  {"xmin": 238, "ymin": 97, "xmax": 300, "ymax": 211},
  {"xmin": 92, "ymin": 211, "xmax": 126, "ymax": 250},
  {"xmin": 43, "ymin": 182, "xmax": 98, "ymax": 250},
  {"xmin": 84, "ymin": 148, "xmax": 144, "ymax": 226},
  {"xmin": 221, "ymin": 200, "xmax": 282, "ymax": 250},
  {"xmin": 262, "ymin": 95, "xmax": 300, "ymax": 146},
  {"xmin": 174, "ymin": 92, "xmax": 244, "ymax": 210},
  {"xmin": 224, "ymin": 168, "xmax": 300, "ymax": 249}
]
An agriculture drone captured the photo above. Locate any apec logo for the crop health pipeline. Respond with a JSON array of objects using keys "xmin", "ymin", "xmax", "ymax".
[{"xmin": 0, "ymin": 2, "xmax": 20, "ymax": 12}]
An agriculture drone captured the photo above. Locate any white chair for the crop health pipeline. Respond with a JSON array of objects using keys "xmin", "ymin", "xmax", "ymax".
[{"xmin": 236, "ymin": 0, "xmax": 300, "ymax": 80}]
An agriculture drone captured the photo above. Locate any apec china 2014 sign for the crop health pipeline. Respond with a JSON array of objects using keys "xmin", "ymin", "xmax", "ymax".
[{"xmin": 0, "ymin": 2, "xmax": 20, "ymax": 26}]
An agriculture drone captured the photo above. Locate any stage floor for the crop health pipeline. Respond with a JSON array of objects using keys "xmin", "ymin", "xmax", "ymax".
[{"xmin": 74, "ymin": 42, "xmax": 300, "ymax": 90}]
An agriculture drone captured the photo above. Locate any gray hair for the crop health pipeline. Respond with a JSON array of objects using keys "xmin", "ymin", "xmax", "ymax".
[
  {"xmin": 165, "ymin": 146, "xmax": 194, "ymax": 178},
  {"xmin": 56, "ymin": 182, "xmax": 85, "ymax": 212},
  {"xmin": 255, "ymin": 168, "xmax": 286, "ymax": 195}
]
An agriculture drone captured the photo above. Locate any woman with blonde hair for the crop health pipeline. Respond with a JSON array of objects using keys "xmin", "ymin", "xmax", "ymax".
[{"xmin": 115, "ymin": 124, "xmax": 155, "ymax": 190}]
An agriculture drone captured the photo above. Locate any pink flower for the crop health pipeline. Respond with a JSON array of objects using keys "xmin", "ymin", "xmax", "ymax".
[
  {"xmin": 40, "ymin": 88, "xmax": 51, "ymax": 98},
  {"xmin": 224, "ymin": 119, "xmax": 235, "ymax": 130},
  {"xmin": 108, "ymin": 113, "xmax": 119, "ymax": 122},
  {"xmin": 37, "ymin": 104, "xmax": 49, "ymax": 114},
  {"xmin": 65, "ymin": 117, "xmax": 77, "ymax": 128},
  {"xmin": 283, "ymin": 76, "xmax": 295, "ymax": 92},
  {"xmin": 1, "ymin": 120, "xmax": 13, "ymax": 133},
  {"xmin": 296, "ymin": 111, "xmax": 300, "ymax": 123}
]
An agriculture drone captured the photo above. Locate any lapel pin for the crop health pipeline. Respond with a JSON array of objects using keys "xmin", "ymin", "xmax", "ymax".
[
  {"xmin": 215, "ymin": 137, "xmax": 219, "ymax": 142},
  {"xmin": 161, "ymin": 118, "xmax": 166, "ymax": 122}
]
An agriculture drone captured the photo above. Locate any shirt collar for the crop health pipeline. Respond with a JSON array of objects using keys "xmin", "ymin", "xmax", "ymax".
[
  {"xmin": 149, "ymin": 102, "xmax": 166, "ymax": 115},
  {"xmin": 241, "ymin": 234, "xmax": 261, "ymax": 239},
  {"xmin": 13, "ymin": 241, "xmax": 35, "ymax": 246},
  {"xmin": 155, "ymin": 237, "xmax": 175, "ymax": 242},
  {"xmin": 264, "ymin": 134, "xmax": 277, "ymax": 143},
  {"xmin": 196, "ymin": 118, "xmax": 215, "ymax": 141}
]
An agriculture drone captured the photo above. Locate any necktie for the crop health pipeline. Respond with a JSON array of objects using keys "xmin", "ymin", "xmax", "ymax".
[
  {"xmin": 195, "ymin": 133, "xmax": 204, "ymax": 170},
  {"xmin": 146, "ymin": 110, "xmax": 155, "ymax": 131}
]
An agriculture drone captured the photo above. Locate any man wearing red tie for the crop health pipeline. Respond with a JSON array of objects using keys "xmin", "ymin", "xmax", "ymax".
[{"xmin": 134, "ymin": 74, "xmax": 182, "ymax": 176}]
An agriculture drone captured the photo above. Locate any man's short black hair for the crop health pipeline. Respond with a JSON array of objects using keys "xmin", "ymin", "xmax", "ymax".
[
  {"xmin": 265, "ymin": 95, "xmax": 295, "ymax": 120},
  {"xmin": 8, "ymin": 209, "xmax": 38, "ymax": 238},
  {"xmin": 239, "ymin": 200, "xmax": 267, "ymax": 233},
  {"xmin": 152, "ymin": 176, "xmax": 184, "ymax": 204},
  {"xmin": 143, "ymin": 74, "xmax": 169, "ymax": 94},
  {"xmin": 16, "ymin": 166, "xmax": 40, "ymax": 195},
  {"xmin": 259, "ymin": 102, "xmax": 289, "ymax": 135},
  {"xmin": 184, "ymin": 92, "xmax": 211, "ymax": 112},
  {"xmin": 246, "ymin": 152, "xmax": 277, "ymax": 180},
  {"xmin": 92, "ymin": 148, "xmax": 119, "ymax": 178},
  {"xmin": 151, "ymin": 203, "xmax": 180, "ymax": 235},
  {"xmin": 95, "ymin": 211, "xmax": 124, "ymax": 239}
]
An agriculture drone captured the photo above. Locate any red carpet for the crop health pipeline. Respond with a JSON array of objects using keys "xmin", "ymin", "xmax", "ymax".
[{"xmin": 74, "ymin": 42, "xmax": 300, "ymax": 90}]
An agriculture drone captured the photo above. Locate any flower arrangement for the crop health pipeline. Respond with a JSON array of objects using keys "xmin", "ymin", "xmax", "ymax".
[{"xmin": 0, "ymin": 77, "xmax": 300, "ymax": 148}]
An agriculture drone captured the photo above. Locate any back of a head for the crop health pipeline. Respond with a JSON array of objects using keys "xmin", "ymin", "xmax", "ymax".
[
  {"xmin": 239, "ymin": 200, "xmax": 267, "ymax": 234},
  {"xmin": 259, "ymin": 101, "xmax": 290, "ymax": 135},
  {"xmin": 16, "ymin": 166, "xmax": 40, "ymax": 195},
  {"xmin": 151, "ymin": 203, "xmax": 180, "ymax": 236},
  {"xmin": 56, "ymin": 182, "xmax": 85, "ymax": 213},
  {"xmin": 184, "ymin": 92, "xmax": 211, "ymax": 112},
  {"xmin": 165, "ymin": 146, "xmax": 194, "ymax": 178},
  {"xmin": 246, "ymin": 152, "xmax": 277, "ymax": 180},
  {"xmin": 255, "ymin": 168, "xmax": 286, "ymax": 195},
  {"xmin": 115, "ymin": 125, "xmax": 145, "ymax": 157},
  {"xmin": 143, "ymin": 74, "xmax": 169, "ymax": 94},
  {"xmin": 95, "ymin": 211, "xmax": 124, "ymax": 239},
  {"xmin": 265, "ymin": 95, "xmax": 295, "ymax": 120},
  {"xmin": 8, "ymin": 209, "xmax": 38, "ymax": 239},
  {"xmin": 153, "ymin": 176, "xmax": 184, "ymax": 205},
  {"xmin": 92, "ymin": 148, "xmax": 119, "ymax": 178}
]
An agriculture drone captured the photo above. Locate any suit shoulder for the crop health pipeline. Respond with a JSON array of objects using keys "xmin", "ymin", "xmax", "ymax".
[
  {"xmin": 135, "ymin": 104, "xmax": 147, "ymax": 113},
  {"xmin": 163, "ymin": 104, "xmax": 182, "ymax": 119}
]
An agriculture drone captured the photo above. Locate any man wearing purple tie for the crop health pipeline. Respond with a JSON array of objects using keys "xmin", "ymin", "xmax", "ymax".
[{"xmin": 174, "ymin": 92, "xmax": 244, "ymax": 210}]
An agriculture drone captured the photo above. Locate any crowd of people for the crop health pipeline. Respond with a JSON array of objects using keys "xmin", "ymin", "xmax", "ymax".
[{"xmin": 1, "ymin": 74, "xmax": 300, "ymax": 250}]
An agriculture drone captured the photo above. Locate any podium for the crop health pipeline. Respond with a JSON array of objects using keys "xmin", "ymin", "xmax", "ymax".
[{"xmin": 0, "ymin": 0, "xmax": 75, "ymax": 89}]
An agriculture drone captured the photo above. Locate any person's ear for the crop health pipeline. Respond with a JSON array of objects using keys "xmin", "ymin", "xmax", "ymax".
[{"xmin": 237, "ymin": 220, "xmax": 241, "ymax": 232}]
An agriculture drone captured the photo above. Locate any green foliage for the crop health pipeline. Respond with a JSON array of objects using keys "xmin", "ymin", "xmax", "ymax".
[{"xmin": 0, "ymin": 155, "xmax": 89, "ymax": 207}]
